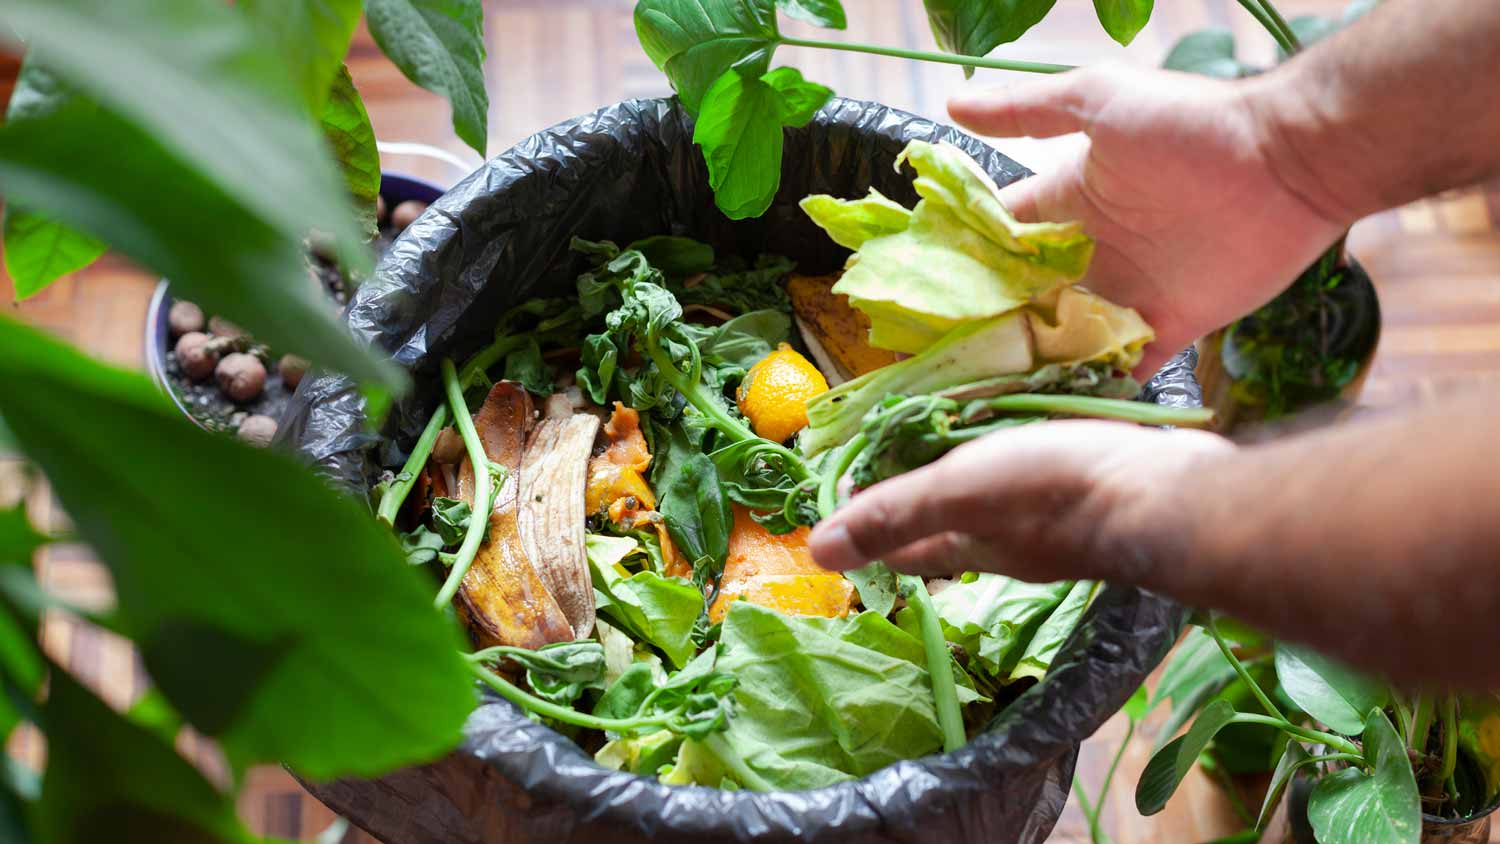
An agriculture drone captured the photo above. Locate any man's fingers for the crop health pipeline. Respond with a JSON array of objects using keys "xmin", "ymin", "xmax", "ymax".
[
  {"xmin": 947, "ymin": 70, "xmax": 1107, "ymax": 139},
  {"xmin": 808, "ymin": 462, "xmax": 974, "ymax": 572},
  {"xmin": 881, "ymin": 531, "xmax": 991, "ymax": 577}
]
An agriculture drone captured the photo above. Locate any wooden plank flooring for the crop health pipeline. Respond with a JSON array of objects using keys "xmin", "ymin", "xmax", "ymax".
[{"xmin": 4, "ymin": 1, "xmax": 1500, "ymax": 841}]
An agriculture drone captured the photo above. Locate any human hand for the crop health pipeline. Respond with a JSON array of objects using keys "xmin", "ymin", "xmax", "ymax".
[
  {"xmin": 948, "ymin": 64, "xmax": 1351, "ymax": 375},
  {"xmin": 808, "ymin": 420, "xmax": 1233, "ymax": 583}
]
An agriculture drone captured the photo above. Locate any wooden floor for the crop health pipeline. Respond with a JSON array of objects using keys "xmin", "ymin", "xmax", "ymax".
[{"xmin": 5, "ymin": 1, "xmax": 1500, "ymax": 841}]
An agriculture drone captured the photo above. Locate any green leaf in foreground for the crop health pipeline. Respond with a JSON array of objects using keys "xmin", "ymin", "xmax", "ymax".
[
  {"xmin": 1274, "ymin": 643, "xmax": 1387, "ymax": 736},
  {"xmin": 1163, "ymin": 28, "xmax": 1251, "ymax": 79},
  {"xmin": 1136, "ymin": 699, "xmax": 1237, "ymax": 815},
  {"xmin": 1308, "ymin": 710, "xmax": 1420, "ymax": 844},
  {"xmin": 365, "ymin": 0, "xmax": 489, "ymax": 156},
  {"xmin": 0, "ymin": 317, "xmax": 472, "ymax": 779},
  {"xmin": 36, "ymin": 667, "xmax": 252, "ymax": 844},
  {"xmin": 694, "ymin": 66, "xmax": 832, "ymax": 219},
  {"xmin": 922, "ymin": 0, "xmax": 1058, "ymax": 79},
  {"xmin": 1092, "ymin": 0, "xmax": 1154, "ymax": 46},
  {"xmin": 776, "ymin": 0, "xmax": 846, "ymax": 29},
  {"xmin": 634, "ymin": 0, "xmax": 779, "ymax": 114},
  {"xmin": 321, "ymin": 65, "xmax": 382, "ymax": 237},
  {"xmin": 2, "ymin": 208, "xmax": 106, "ymax": 302},
  {"xmin": 239, "ymin": 0, "xmax": 361, "ymax": 113}
]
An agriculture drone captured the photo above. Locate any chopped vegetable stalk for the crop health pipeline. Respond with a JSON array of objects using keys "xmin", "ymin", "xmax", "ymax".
[
  {"xmin": 965, "ymin": 394, "xmax": 1216, "ymax": 428},
  {"xmin": 903, "ymin": 575, "xmax": 966, "ymax": 753},
  {"xmin": 435, "ymin": 358, "xmax": 497, "ymax": 609},
  {"xmin": 375, "ymin": 404, "xmax": 448, "ymax": 526}
]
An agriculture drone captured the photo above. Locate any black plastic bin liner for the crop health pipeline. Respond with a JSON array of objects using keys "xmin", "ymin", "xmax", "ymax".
[{"xmin": 280, "ymin": 96, "xmax": 1197, "ymax": 844}]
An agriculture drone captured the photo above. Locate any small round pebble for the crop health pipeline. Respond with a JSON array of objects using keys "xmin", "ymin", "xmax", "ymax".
[
  {"xmin": 167, "ymin": 300, "xmax": 205, "ymax": 337},
  {"xmin": 432, "ymin": 427, "xmax": 466, "ymax": 464},
  {"xmin": 278, "ymin": 354, "xmax": 310, "ymax": 390},
  {"xmin": 174, "ymin": 332, "xmax": 219, "ymax": 381},
  {"xmin": 208, "ymin": 315, "xmax": 246, "ymax": 340},
  {"xmin": 215, "ymin": 352, "xmax": 266, "ymax": 403},
  {"xmin": 375, "ymin": 193, "xmax": 388, "ymax": 225},
  {"xmin": 237, "ymin": 414, "xmax": 278, "ymax": 448},
  {"xmin": 390, "ymin": 200, "xmax": 428, "ymax": 231}
]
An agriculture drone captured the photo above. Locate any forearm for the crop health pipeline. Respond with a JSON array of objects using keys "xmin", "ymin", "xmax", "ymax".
[
  {"xmin": 1245, "ymin": 0, "xmax": 1500, "ymax": 226},
  {"xmin": 1101, "ymin": 391, "xmax": 1500, "ymax": 688}
]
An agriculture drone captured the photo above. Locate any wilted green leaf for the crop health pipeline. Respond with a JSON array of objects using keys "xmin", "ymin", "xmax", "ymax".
[
  {"xmin": 0, "ymin": 317, "xmax": 472, "ymax": 780},
  {"xmin": 634, "ymin": 0, "xmax": 779, "ymax": 113},
  {"xmin": 1308, "ymin": 710, "xmax": 1420, "ymax": 844},
  {"xmin": 321, "ymin": 65, "xmax": 382, "ymax": 237},
  {"xmin": 1275, "ymin": 644, "xmax": 1387, "ymax": 736},
  {"xmin": 1092, "ymin": 0, "xmax": 1154, "ymax": 46},
  {"xmin": 365, "ymin": 0, "xmax": 489, "ymax": 156},
  {"xmin": 1162, "ymin": 29, "xmax": 1251, "ymax": 78},
  {"xmin": 239, "ymin": 0, "xmax": 361, "ymax": 112},
  {"xmin": 1136, "ymin": 700, "xmax": 1237, "ymax": 815},
  {"xmin": 776, "ymin": 0, "xmax": 846, "ymax": 29},
  {"xmin": 923, "ymin": 0, "xmax": 1058, "ymax": 79}
]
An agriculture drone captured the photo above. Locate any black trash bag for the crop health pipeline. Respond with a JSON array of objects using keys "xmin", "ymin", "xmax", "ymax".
[{"xmin": 280, "ymin": 96, "xmax": 1197, "ymax": 844}]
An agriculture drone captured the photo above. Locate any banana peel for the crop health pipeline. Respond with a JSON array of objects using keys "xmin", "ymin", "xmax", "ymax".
[
  {"xmin": 788, "ymin": 273, "xmax": 902, "ymax": 385},
  {"xmin": 456, "ymin": 382, "xmax": 573, "ymax": 650},
  {"xmin": 708, "ymin": 504, "xmax": 855, "ymax": 623},
  {"xmin": 520, "ymin": 409, "xmax": 601, "ymax": 639}
]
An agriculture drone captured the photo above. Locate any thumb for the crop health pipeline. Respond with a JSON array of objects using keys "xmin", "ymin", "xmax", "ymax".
[{"xmin": 947, "ymin": 68, "xmax": 1112, "ymax": 139}]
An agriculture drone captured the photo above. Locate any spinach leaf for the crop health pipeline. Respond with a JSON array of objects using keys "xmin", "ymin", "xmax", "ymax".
[
  {"xmin": 658, "ymin": 453, "xmax": 734, "ymax": 587},
  {"xmin": 239, "ymin": 0, "xmax": 360, "ymax": 113},
  {"xmin": 503, "ymin": 337, "xmax": 555, "ymax": 396},
  {"xmin": 1274, "ymin": 643, "xmax": 1388, "ymax": 736},
  {"xmin": 627, "ymin": 235, "xmax": 716, "ymax": 277},
  {"xmin": 429, "ymin": 497, "xmax": 474, "ymax": 545},
  {"xmin": 693, "ymin": 66, "xmax": 833, "ymax": 219},
  {"xmin": 398, "ymin": 525, "xmax": 446, "ymax": 566},
  {"xmin": 1092, "ymin": 0, "xmax": 1154, "ymax": 46},
  {"xmin": 633, "ymin": 0, "xmax": 779, "ymax": 114},
  {"xmin": 478, "ymin": 641, "xmax": 608, "ymax": 707},
  {"xmin": 1163, "ymin": 28, "xmax": 1252, "ymax": 78},
  {"xmin": 320, "ymin": 64, "xmax": 381, "ymax": 237},
  {"xmin": 0, "ymin": 316, "xmax": 472, "ymax": 779},
  {"xmin": 1308, "ymin": 710, "xmax": 1420, "ymax": 844},
  {"xmin": 594, "ymin": 647, "xmax": 737, "ymax": 740},
  {"xmin": 710, "ymin": 604, "xmax": 945, "ymax": 789},
  {"xmin": 703, "ymin": 309, "xmax": 793, "ymax": 370},
  {"xmin": 364, "ymin": 0, "xmax": 489, "ymax": 156},
  {"xmin": 588, "ymin": 533, "xmax": 705, "ymax": 667},
  {"xmin": 922, "ymin": 0, "xmax": 1058, "ymax": 79},
  {"xmin": 776, "ymin": 0, "xmax": 846, "ymax": 29},
  {"xmin": 671, "ymin": 254, "xmax": 795, "ymax": 315}
]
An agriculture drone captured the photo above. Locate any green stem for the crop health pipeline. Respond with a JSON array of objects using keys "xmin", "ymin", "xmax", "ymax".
[
  {"xmin": 1089, "ymin": 717, "xmax": 1135, "ymax": 844},
  {"xmin": 1410, "ymin": 694, "xmax": 1434, "ymax": 755},
  {"xmin": 376, "ymin": 405, "xmax": 449, "ymax": 526},
  {"xmin": 1206, "ymin": 618, "xmax": 1284, "ymax": 722},
  {"xmin": 1235, "ymin": 0, "xmax": 1299, "ymax": 55},
  {"xmin": 1391, "ymin": 691, "xmax": 1414, "ymax": 749},
  {"xmin": 1439, "ymin": 695, "xmax": 1459, "ymax": 804},
  {"xmin": 1304, "ymin": 753, "xmax": 1367, "ymax": 767},
  {"xmin": 701, "ymin": 732, "xmax": 777, "ymax": 792},
  {"xmin": 902, "ymin": 574, "xmax": 966, "ymax": 752},
  {"xmin": 817, "ymin": 432, "xmax": 868, "ymax": 517},
  {"xmin": 974, "ymin": 394, "xmax": 1216, "ymax": 428},
  {"xmin": 468, "ymin": 659, "xmax": 673, "ymax": 734},
  {"xmin": 1072, "ymin": 778, "xmax": 1107, "ymax": 844},
  {"xmin": 1228, "ymin": 713, "xmax": 1362, "ymax": 756},
  {"xmin": 1207, "ymin": 756, "xmax": 1256, "ymax": 828},
  {"xmin": 779, "ymin": 35, "xmax": 1075, "ymax": 75},
  {"xmin": 1253, "ymin": 0, "xmax": 1303, "ymax": 53},
  {"xmin": 434, "ymin": 358, "xmax": 493, "ymax": 610}
]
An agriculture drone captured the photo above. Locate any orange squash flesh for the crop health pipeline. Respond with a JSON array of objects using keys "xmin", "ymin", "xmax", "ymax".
[
  {"xmin": 585, "ymin": 403, "xmax": 685, "ymax": 574},
  {"xmin": 708, "ymin": 504, "xmax": 856, "ymax": 622}
]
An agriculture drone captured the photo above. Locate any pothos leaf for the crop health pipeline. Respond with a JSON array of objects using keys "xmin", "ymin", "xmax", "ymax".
[
  {"xmin": 364, "ymin": 0, "xmax": 489, "ymax": 156},
  {"xmin": 320, "ymin": 65, "xmax": 381, "ymax": 239},
  {"xmin": 776, "ymin": 0, "xmax": 846, "ymax": 29},
  {"xmin": 1136, "ymin": 699, "xmax": 1237, "ymax": 815},
  {"xmin": 1162, "ymin": 29, "xmax": 1252, "ymax": 79},
  {"xmin": 1092, "ymin": 0, "xmax": 1154, "ymax": 47},
  {"xmin": 238, "ymin": 0, "xmax": 361, "ymax": 113},
  {"xmin": 693, "ymin": 66, "xmax": 832, "ymax": 219},
  {"xmin": 922, "ymin": 0, "xmax": 1058, "ymax": 79},
  {"xmin": 1257, "ymin": 737, "xmax": 1311, "ymax": 831},
  {"xmin": 1308, "ymin": 710, "xmax": 1420, "ymax": 844},
  {"xmin": 1274, "ymin": 643, "xmax": 1387, "ymax": 736},
  {"xmin": 634, "ymin": 0, "xmax": 780, "ymax": 114}
]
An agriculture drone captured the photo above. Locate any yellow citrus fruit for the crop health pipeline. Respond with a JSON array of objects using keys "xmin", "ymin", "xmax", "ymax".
[{"xmin": 737, "ymin": 343, "xmax": 829, "ymax": 443}]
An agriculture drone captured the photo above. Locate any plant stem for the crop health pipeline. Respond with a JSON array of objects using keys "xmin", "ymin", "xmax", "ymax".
[
  {"xmin": 1303, "ymin": 752, "xmax": 1366, "ymax": 767},
  {"xmin": 778, "ymin": 35, "xmax": 1075, "ymax": 75},
  {"xmin": 468, "ymin": 658, "xmax": 671, "ymax": 734},
  {"xmin": 1439, "ymin": 694, "xmax": 1459, "ymax": 806},
  {"xmin": 902, "ymin": 573, "xmax": 966, "ymax": 752},
  {"xmin": 1206, "ymin": 617, "xmax": 1284, "ymax": 722},
  {"xmin": 701, "ymin": 732, "xmax": 777, "ymax": 792},
  {"xmin": 1206, "ymin": 757, "xmax": 1256, "ymax": 828},
  {"xmin": 974, "ymin": 394, "xmax": 1216, "ymax": 428},
  {"xmin": 1088, "ymin": 717, "xmax": 1136, "ymax": 844},
  {"xmin": 1228, "ymin": 713, "xmax": 1362, "ymax": 756},
  {"xmin": 1253, "ymin": 0, "xmax": 1303, "ymax": 53},
  {"xmin": 1072, "ymin": 778, "xmax": 1108, "ymax": 844},
  {"xmin": 1410, "ymin": 694, "xmax": 1434, "ymax": 756},
  {"xmin": 434, "ymin": 358, "xmax": 492, "ymax": 610},
  {"xmin": 1391, "ymin": 690, "xmax": 1414, "ymax": 749},
  {"xmin": 376, "ymin": 405, "xmax": 449, "ymax": 526},
  {"xmin": 1235, "ymin": 0, "xmax": 1299, "ymax": 55},
  {"xmin": 817, "ymin": 432, "xmax": 867, "ymax": 518}
]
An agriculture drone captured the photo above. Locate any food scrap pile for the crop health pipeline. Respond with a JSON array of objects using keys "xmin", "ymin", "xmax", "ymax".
[{"xmin": 375, "ymin": 141, "xmax": 1211, "ymax": 791}]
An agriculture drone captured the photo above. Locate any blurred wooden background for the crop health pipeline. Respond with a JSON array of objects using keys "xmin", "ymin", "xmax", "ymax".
[{"xmin": 4, "ymin": 0, "xmax": 1500, "ymax": 842}]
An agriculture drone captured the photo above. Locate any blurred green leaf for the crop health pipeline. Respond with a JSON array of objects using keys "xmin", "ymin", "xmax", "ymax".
[
  {"xmin": 321, "ymin": 65, "xmax": 382, "ymax": 236},
  {"xmin": 634, "ymin": 0, "xmax": 778, "ymax": 114},
  {"xmin": 1275, "ymin": 644, "xmax": 1387, "ymax": 736},
  {"xmin": 36, "ymin": 667, "xmax": 252, "ymax": 844},
  {"xmin": 1092, "ymin": 0, "xmax": 1154, "ymax": 46},
  {"xmin": 0, "ymin": 2, "xmax": 402, "ymax": 391},
  {"xmin": 239, "ymin": 0, "xmax": 362, "ymax": 112},
  {"xmin": 777, "ymin": 0, "xmax": 846, "ymax": 29},
  {"xmin": 1308, "ymin": 710, "xmax": 1420, "ymax": 844},
  {"xmin": 1136, "ymin": 699, "xmax": 1237, "ymax": 815},
  {"xmin": 923, "ymin": 0, "xmax": 1058, "ymax": 79},
  {"xmin": 1163, "ymin": 29, "xmax": 1251, "ymax": 78},
  {"xmin": 365, "ymin": 0, "xmax": 489, "ymax": 156},
  {"xmin": 0, "ymin": 317, "xmax": 472, "ymax": 779}
]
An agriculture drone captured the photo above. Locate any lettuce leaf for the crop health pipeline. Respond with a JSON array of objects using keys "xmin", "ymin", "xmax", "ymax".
[
  {"xmin": 710, "ymin": 603, "xmax": 946, "ymax": 790},
  {"xmin": 1028, "ymin": 286, "xmax": 1153, "ymax": 370},
  {"xmin": 800, "ymin": 140, "xmax": 1094, "ymax": 354},
  {"xmin": 587, "ymin": 533, "xmax": 705, "ymax": 668},
  {"xmin": 1010, "ymin": 580, "xmax": 1102, "ymax": 682},
  {"xmin": 902, "ymin": 575, "xmax": 1074, "ymax": 677}
]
